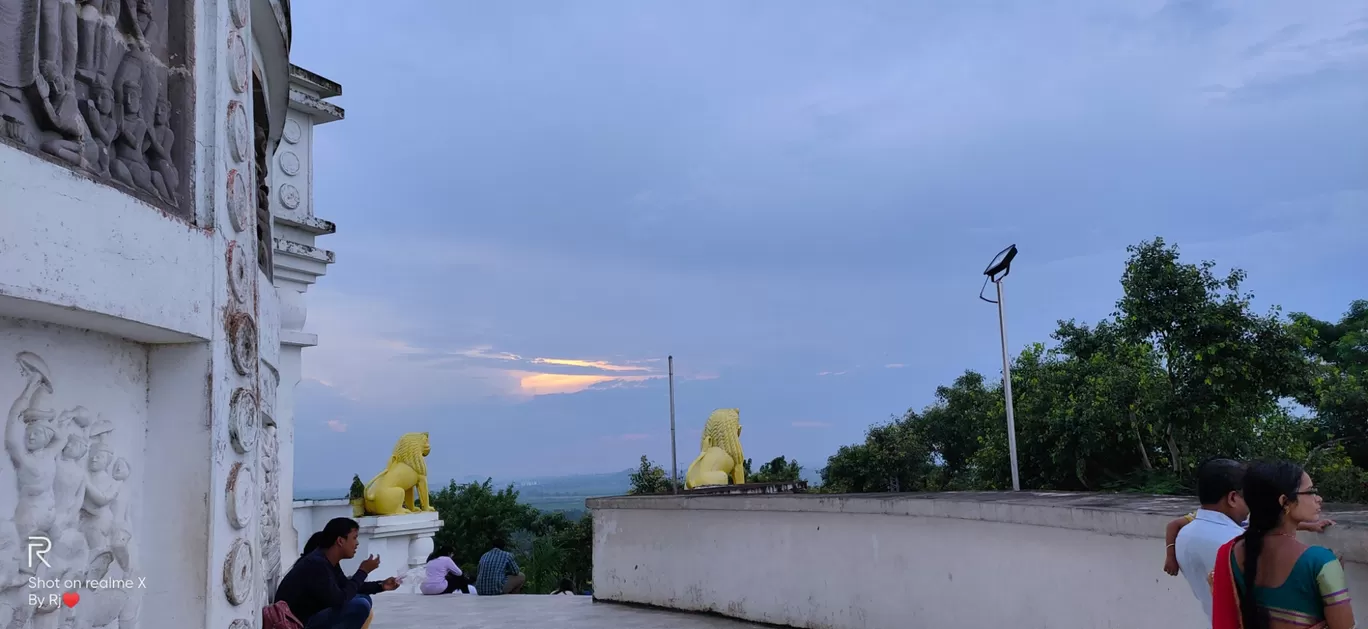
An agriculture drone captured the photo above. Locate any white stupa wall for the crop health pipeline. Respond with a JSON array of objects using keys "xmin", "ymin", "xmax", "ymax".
[{"xmin": 0, "ymin": 0, "xmax": 340, "ymax": 626}]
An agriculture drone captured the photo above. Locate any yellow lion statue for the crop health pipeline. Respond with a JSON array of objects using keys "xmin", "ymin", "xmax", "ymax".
[
  {"xmin": 685, "ymin": 408, "xmax": 745, "ymax": 489},
  {"xmin": 362, "ymin": 432, "xmax": 436, "ymax": 515}
]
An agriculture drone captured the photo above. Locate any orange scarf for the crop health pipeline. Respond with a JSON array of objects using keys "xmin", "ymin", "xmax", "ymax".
[{"xmin": 1212, "ymin": 538, "xmax": 1243, "ymax": 629}]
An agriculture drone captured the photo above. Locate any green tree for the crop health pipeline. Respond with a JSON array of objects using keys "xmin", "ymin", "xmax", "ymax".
[
  {"xmin": 1291, "ymin": 300, "xmax": 1368, "ymax": 467},
  {"xmin": 912, "ymin": 372, "xmax": 1003, "ymax": 489},
  {"xmin": 429, "ymin": 479, "xmax": 537, "ymax": 575},
  {"xmin": 745, "ymin": 456, "xmax": 802, "ymax": 483},
  {"xmin": 821, "ymin": 413, "xmax": 934, "ymax": 492},
  {"xmin": 628, "ymin": 455, "xmax": 677, "ymax": 494},
  {"xmin": 1114, "ymin": 238, "xmax": 1307, "ymax": 474}
]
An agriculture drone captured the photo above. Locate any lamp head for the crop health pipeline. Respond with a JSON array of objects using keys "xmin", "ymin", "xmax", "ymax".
[{"xmin": 984, "ymin": 244, "xmax": 1018, "ymax": 281}]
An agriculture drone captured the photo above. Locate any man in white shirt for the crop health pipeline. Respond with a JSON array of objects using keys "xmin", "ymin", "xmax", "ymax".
[{"xmin": 1174, "ymin": 458, "xmax": 1248, "ymax": 622}]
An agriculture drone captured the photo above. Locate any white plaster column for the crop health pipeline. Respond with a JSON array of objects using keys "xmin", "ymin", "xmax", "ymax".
[{"xmin": 271, "ymin": 66, "xmax": 344, "ymax": 577}]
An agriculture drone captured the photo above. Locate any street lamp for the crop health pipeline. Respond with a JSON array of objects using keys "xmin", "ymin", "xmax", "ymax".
[{"xmin": 978, "ymin": 244, "xmax": 1021, "ymax": 491}]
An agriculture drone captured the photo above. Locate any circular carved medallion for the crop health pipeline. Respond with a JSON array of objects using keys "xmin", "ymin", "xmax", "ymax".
[
  {"xmin": 278, "ymin": 151, "xmax": 300, "ymax": 176},
  {"xmin": 227, "ymin": 313, "xmax": 258, "ymax": 376},
  {"xmin": 226, "ymin": 461, "xmax": 255, "ymax": 529},
  {"xmin": 278, "ymin": 183, "xmax": 300, "ymax": 209},
  {"xmin": 229, "ymin": 387, "xmax": 259, "ymax": 454},
  {"xmin": 282, "ymin": 119, "xmax": 301, "ymax": 144},
  {"xmin": 226, "ymin": 169, "xmax": 251, "ymax": 233},
  {"xmin": 227, "ymin": 100, "xmax": 249, "ymax": 164},
  {"xmin": 227, "ymin": 33, "xmax": 248, "ymax": 95},
  {"xmin": 229, "ymin": 0, "xmax": 249, "ymax": 29},
  {"xmin": 223, "ymin": 538, "xmax": 254, "ymax": 605},
  {"xmin": 227, "ymin": 242, "xmax": 251, "ymax": 304}
]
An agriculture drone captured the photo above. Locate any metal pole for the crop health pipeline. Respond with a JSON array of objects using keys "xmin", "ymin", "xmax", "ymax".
[
  {"xmin": 995, "ymin": 281, "xmax": 1021, "ymax": 491},
  {"xmin": 668, "ymin": 356, "xmax": 678, "ymax": 494}
]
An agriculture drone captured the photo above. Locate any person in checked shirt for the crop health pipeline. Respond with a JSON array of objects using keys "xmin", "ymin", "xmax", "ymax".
[{"xmin": 474, "ymin": 536, "xmax": 526, "ymax": 595}]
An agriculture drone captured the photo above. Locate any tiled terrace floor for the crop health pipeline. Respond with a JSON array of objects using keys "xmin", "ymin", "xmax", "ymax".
[{"xmin": 371, "ymin": 593, "xmax": 767, "ymax": 629}]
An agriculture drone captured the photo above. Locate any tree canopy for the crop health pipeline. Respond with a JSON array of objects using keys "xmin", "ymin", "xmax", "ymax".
[{"xmin": 820, "ymin": 239, "xmax": 1367, "ymax": 501}]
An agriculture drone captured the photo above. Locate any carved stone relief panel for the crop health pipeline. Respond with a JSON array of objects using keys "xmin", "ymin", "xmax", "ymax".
[
  {"xmin": 227, "ymin": 313, "xmax": 257, "ymax": 377},
  {"xmin": 228, "ymin": 0, "xmax": 248, "ymax": 30},
  {"xmin": 227, "ymin": 240, "xmax": 251, "ymax": 304},
  {"xmin": 277, "ymin": 182, "xmax": 299, "ymax": 210},
  {"xmin": 276, "ymin": 150, "xmax": 298, "ymax": 176},
  {"xmin": 281, "ymin": 118, "xmax": 300, "ymax": 144},
  {"xmin": 223, "ymin": 537, "xmax": 253, "ymax": 605},
  {"xmin": 226, "ymin": 33, "xmax": 247, "ymax": 95},
  {"xmin": 0, "ymin": 340, "xmax": 144, "ymax": 629},
  {"xmin": 225, "ymin": 461, "xmax": 253, "ymax": 530},
  {"xmin": 227, "ymin": 387, "xmax": 258, "ymax": 455},
  {"xmin": 226, "ymin": 168, "xmax": 252, "ymax": 233},
  {"xmin": 258, "ymin": 362, "xmax": 277, "ymax": 427},
  {"xmin": 258, "ymin": 424, "xmax": 281, "ymax": 590},
  {"xmin": 0, "ymin": 0, "xmax": 195, "ymax": 218},
  {"xmin": 227, "ymin": 99, "xmax": 249, "ymax": 163}
]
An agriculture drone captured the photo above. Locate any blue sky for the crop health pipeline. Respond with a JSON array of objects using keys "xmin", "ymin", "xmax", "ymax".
[{"xmin": 283, "ymin": 0, "xmax": 1368, "ymax": 490}]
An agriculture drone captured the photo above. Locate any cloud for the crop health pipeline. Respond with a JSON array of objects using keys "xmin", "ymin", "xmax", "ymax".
[
  {"xmin": 325, "ymin": 420, "xmax": 348, "ymax": 433},
  {"xmin": 791, "ymin": 421, "xmax": 832, "ymax": 429},
  {"xmin": 817, "ymin": 371, "xmax": 847, "ymax": 377},
  {"xmin": 530, "ymin": 358, "xmax": 651, "ymax": 372},
  {"xmin": 299, "ymin": 289, "xmax": 674, "ymax": 402},
  {"xmin": 884, "ymin": 363, "xmax": 905, "ymax": 369},
  {"xmin": 510, "ymin": 371, "xmax": 658, "ymax": 396}
]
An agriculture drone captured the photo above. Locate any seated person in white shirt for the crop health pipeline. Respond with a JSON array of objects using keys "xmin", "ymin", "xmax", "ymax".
[{"xmin": 1163, "ymin": 458, "xmax": 1335, "ymax": 622}]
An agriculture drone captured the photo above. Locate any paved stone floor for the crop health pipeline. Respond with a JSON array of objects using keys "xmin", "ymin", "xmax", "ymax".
[{"xmin": 371, "ymin": 593, "xmax": 767, "ymax": 628}]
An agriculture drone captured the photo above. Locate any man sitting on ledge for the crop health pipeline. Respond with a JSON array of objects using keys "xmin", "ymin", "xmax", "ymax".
[
  {"xmin": 474, "ymin": 537, "xmax": 526, "ymax": 595},
  {"xmin": 275, "ymin": 517, "xmax": 399, "ymax": 629}
]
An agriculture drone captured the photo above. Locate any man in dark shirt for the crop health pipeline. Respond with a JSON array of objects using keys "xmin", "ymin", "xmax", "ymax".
[{"xmin": 274, "ymin": 517, "xmax": 399, "ymax": 629}]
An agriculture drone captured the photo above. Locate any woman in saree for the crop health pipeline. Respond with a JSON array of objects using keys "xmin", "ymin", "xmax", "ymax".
[{"xmin": 1212, "ymin": 461, "xmax": 1355, "ymax": 629}]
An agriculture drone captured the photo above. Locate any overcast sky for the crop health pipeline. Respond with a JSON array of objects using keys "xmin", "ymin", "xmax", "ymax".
[{"xmin": 283, "ymin": 0, "xmax": 1367, "ymax": 490}]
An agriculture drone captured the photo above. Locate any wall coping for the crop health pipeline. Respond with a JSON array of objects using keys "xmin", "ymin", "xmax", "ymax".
[
  {"xmin": 587, "ymin": 491, "xmax": 1368, "ymax": 564},
  {"xmin": 293, "ymin": 498, "xmax": 349, "ymax": 507}
]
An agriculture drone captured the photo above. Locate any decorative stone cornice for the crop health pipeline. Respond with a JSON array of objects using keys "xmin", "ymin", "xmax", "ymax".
[{"xmin": 271, "ymin": 63, "xmax": 341, "ymax": 348}]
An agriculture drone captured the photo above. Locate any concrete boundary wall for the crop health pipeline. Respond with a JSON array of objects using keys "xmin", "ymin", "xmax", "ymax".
[{"xmin": 588, "ymin": 492, "xmax": 1368, "ymax": 629}]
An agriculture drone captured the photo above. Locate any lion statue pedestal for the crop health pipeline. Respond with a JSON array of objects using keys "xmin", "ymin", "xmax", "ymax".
[{"xmin": 336, "ymin": 512, "xmax": 444, "ymax": 577}]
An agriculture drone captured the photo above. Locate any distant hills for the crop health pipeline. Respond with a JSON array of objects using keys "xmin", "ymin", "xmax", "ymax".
[
  {"xmin": 293, "ymin": 469, "xmax": 637, "ymax": 512},
  {"xmin": 296, "ymin": 466, "xmax": 823, "ymax": 511}
]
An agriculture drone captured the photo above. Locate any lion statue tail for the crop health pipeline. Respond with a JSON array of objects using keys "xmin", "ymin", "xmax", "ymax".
[{"xmin": 362, "ymin": 467, "xmax": 388, "ymax": 502}]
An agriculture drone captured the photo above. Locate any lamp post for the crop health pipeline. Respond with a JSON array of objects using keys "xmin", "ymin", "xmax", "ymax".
[
  {"xmin": 668, "ymin": 355, "xmax": 678, "ymax": 494},
  {"xmin": 979, "ymin": 244, "xmax": 1021, "ymax": 491}
]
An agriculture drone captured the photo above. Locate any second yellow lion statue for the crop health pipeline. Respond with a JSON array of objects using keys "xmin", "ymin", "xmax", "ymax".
[
  {"xmin": 363, "ymin": 432, "xmax": 437, "ymax": 515},
  {"xmin": 685, "ymin": 408, "xmax": 746, "ymax": 489}
]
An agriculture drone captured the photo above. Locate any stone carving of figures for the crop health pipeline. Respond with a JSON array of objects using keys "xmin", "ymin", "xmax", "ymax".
[
  {"xmin": 146, "ymin": 95, "xmax": 177, "ymax": 203},
  {"xmin": 51, "ymin": 407, "xmax": 93, "ymax": 533},
  {"xmin": 37, "ymin": 0, "xmax": 78, "ymax": 98},
  {"xmin": 75, "ymin": 0, "xmax": 119, "ymax": 82},
  {"xmin": 109, "ymin": 65, "xmax": 157, "ymax": 196},
  {"xmin": 0, "ymin": 518, "xmax": 21, "ymax": 590},
  {"xmin": 106, "ymin": 457, "xmax": 134, "ymax": 573},
  {"xmin": 79, "ymin": 76, "xmax": 116, "ymax": 176},
  {"xmin": 32, "ymin": 61, "xmax": 90, "ymax": 169},
  {"xmin": 121, "ymin": 0, "xmax": 156, "ymax": 50},
  {"xmin": 6, "ymin": 353, "xmax": 62, "ymax": 565},
  {"xmin": 0, "ymin": 0, "xmax": 39, "ymax": 145},
  {"xmin": 79, "ymin": 427, "xmax": 118, "ymax": 570}
]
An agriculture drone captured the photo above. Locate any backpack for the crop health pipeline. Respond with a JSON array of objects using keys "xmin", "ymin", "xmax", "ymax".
[{"xmin": 262, "ymin": 601, "xmax": 303, "ymax": 629}]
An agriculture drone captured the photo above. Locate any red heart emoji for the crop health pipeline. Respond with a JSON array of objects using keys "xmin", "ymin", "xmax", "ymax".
[{"xmin": 61, "ymin": 592, "xmax": 79, "ymax": 608}]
